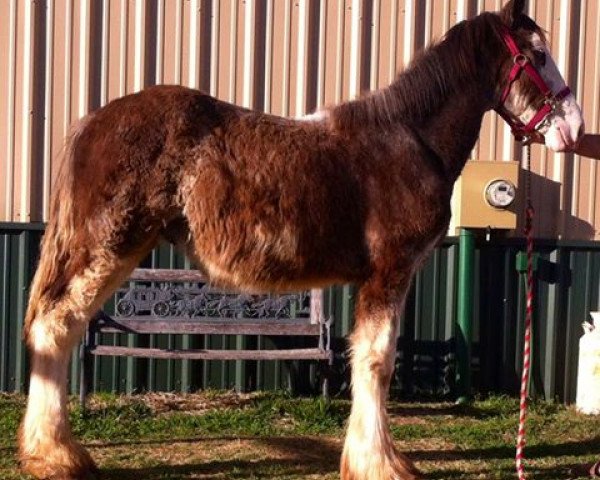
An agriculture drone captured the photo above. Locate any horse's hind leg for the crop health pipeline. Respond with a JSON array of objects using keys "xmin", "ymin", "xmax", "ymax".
[
  {"xmin": 341, "ymin": 272, "xmax": 422, "ymax": 480},
  {"xmin": 19, "ymin": 239, "xmax": 155, "ymax": 479}
]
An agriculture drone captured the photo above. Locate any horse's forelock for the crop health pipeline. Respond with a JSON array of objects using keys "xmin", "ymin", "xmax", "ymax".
[{"xmin": 512, "ymin": 15, "xmax": 547, "ymax": 44}]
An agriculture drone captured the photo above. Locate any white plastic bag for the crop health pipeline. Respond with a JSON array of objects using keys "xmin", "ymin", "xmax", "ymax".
[{"xmin": 577, "ymin": 312, "xmax": 600, "ymax": 414}]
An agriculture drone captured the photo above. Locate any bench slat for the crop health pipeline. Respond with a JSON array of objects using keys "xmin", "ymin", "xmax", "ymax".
[
  {"xmin": 93, "ymin": 316, "xmax": 320, "ymax": 335},
  {"xmin": 90, "ymin": 345, "xmax": 332, "ymax": 361},
  {"xmin": 129, "ymin": 268, "xmax": 208, "ymax": 282}
]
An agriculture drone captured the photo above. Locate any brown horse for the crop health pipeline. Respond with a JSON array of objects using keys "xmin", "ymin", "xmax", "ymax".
[{"xmin": 19, "ymin": 1, "xmax": 583, "ymax": 479}]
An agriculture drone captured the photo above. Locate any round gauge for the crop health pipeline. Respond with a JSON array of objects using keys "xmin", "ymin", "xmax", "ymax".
[{"xmin": 484, "ymin": 179, "xmax": 516, "ymax": 208}]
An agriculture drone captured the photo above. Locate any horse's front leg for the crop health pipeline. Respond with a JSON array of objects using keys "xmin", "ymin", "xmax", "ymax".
[{"xmin": 341, "ymin": 274, "xmax": 421, "ymax": 480}]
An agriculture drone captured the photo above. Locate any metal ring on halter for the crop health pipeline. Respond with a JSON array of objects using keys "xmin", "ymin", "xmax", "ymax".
[{"xmin": 514, "ymin": 53, "xmax": 529, "ymax": 66}]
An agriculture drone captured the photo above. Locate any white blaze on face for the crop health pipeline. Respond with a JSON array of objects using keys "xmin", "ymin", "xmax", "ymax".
[{"xmin": 514, "ymin": 33, "xmax": 584, "ymax": 152}]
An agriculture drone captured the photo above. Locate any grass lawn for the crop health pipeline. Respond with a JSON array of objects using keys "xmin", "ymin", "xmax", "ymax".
[{"xmin": 1, "ymin": 391, "xmax": 599, "ymax": 479}]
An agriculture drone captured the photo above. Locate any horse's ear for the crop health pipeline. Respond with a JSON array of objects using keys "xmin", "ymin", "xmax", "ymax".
[{"xmin": 500, "ymin": 0, "xmax": 526, "ymax": 28}]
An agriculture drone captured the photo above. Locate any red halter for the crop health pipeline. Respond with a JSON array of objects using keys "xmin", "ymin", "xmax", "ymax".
[{"xmin": 494, "ymin": 28, "xmax": 571, "ymax": 141}]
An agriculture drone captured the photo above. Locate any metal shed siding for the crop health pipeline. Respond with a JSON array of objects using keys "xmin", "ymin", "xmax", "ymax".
[{"xmin": 2, "ymin": 0, "xmax": 600, "ymax": 240}]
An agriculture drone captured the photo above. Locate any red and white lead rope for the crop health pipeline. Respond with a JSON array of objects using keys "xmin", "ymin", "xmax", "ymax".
[{"xmin": 516, "ymin": 144, "xmax": 534, "ymax": 480}]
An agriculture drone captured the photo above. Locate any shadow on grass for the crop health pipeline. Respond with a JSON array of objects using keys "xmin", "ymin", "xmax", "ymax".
[
  {"xmin": 103, "ymin": 458, "xmax": 330, "ymax": 479},
  {"xmin": 427, "ymin": 461, "xmax": 595, "ymax": 480},
  {"xmin": 416, "ymin": 438, "xmax": 600, "ymax": 480},
  {"xmin": 87, "ymin": 434, "xmax": 337, "ymax": 450},
  {"xmin": 411, "ymin": 436, "xmax": 600, "ymax": 462},
  {"xmin": 100, "ymin": 436, "xmax": 342, "ymax": 479},
  {"xmin": 426, "ymin": 464, "xmax": 590, "ymax": 480},
  {"xmin": 387, "ymin": 403, "xmax": 517, "ymax": 420},
  {"xmin": 96, "ymin": 435, "xmax": 600, "ymax": 480},
  {"xmin": 88, "ymin": 436, "xmax": 228, "ymax": 448}
]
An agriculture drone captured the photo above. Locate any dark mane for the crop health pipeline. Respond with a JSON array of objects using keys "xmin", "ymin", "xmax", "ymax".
[{"xmin": 330, "ymin": 12, "xmax": 541, "ymax": 130}]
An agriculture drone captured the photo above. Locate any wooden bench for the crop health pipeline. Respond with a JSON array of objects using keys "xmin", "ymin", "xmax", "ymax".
[{"xmin": 79, "ymin": 268, "xmax": 334, "ymax": 404}]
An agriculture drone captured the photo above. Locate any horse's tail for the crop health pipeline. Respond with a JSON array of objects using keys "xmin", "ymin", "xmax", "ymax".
[{"xmin": 23, "ymin": 118, "xmax": 90, "ymax": 343}]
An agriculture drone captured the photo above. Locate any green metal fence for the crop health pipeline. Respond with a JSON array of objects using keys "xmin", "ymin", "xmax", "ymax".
[{"xmin": 1, "ymin": 222, "xmax": 598, "ymax": 403}]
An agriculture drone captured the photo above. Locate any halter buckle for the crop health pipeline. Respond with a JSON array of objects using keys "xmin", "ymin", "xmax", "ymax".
[
  {"xmin": 513, "ymin": 53, "xmax": 529, "ymax": 66},
  {"xmin": 520, "ymin": 134, "xmax": 531, "ymax": 144}
]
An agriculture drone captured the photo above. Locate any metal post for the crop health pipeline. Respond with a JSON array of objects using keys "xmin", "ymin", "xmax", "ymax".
[
  {"xmin": 79, "ymin": 326, "xmax": 94, "ymax": 411},
  {"xmin": 321, "ymin": 354, "xmax": 333, "ymax": 401},
  {"xmin": 456, "ymin": 228, "xmax": 474, "ymax": 404}
]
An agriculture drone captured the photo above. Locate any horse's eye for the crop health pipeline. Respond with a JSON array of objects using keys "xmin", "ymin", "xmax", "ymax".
[{"xmin": 533, "ymin": 49, "xmax": 546, "ymax": 66}]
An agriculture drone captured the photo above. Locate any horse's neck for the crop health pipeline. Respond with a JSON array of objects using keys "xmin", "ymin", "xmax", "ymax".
[
  {"xmin": 413, "ymin": 88, "xmax": 488, "ymax": 181},
  {"xmin": 384, "ymin": 28, "xmax": 495, "ymax": 181},
  {"xmin": 331, "ymin": 44, "xmax": 493, "ymax": 181}
]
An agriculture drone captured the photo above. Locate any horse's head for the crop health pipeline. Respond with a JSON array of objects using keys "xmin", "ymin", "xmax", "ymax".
[{"xmin": 494, "ymin": 0, "xmax": 584, "ymax": 152}]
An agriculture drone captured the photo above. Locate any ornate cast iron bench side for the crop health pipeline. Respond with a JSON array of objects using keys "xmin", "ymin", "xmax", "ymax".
[{"xmin": 79, "ymin": 268, "xmax": 334, "ymax": 405}]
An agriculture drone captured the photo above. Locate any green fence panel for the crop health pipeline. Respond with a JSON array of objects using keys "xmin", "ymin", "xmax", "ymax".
[
  {"xmin": 3, "ymin": 222, "xmax": 600, "ymax": 402},
  {"xmin": 0, "ymin": 224, "xmax": 44, "ymax": 392}
]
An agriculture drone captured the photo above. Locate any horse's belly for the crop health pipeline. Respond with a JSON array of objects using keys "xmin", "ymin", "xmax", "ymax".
[{"xmin": 188, "ymin": 216, "xmax": 363, "ymax": 292}]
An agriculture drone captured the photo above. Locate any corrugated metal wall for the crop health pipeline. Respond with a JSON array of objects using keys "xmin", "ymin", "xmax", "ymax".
[
  {"xmin": 1, "ymin": 224, "xmax": 597, "ymax": 402},
  {"xmin": 2, "ymin": 0, "xmax": 600, "ymax": 239}
]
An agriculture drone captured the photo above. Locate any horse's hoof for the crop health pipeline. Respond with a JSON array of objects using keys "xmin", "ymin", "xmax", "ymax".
[
  {"xmin": 20, "ymin": 444, "xmax": 98, "ymax": 480},
  {"xmin": 390, "ymin": 451, "xmax": 423, "ymax": 480},
  {"xmin": 340, "ymin": 450, "xmax": 422, "ymax": 480},
  {"xmin": 21, "ymin": 458, "xmax": 98, "ymax": 480}
]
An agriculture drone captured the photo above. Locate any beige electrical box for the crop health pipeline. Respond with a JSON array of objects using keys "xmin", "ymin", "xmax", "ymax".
[{"xmin": 450, "ymin": 160, "xmax": 520, "ymax": 234}]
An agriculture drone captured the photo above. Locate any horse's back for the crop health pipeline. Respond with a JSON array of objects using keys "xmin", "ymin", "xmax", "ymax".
[
  {"xmin": 60, "ymin": 85, "xmax": 370, "ymax": 289},
  {"xmin": 61, "ymin": 84, "xmax": 447, "ymax": 292}
]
